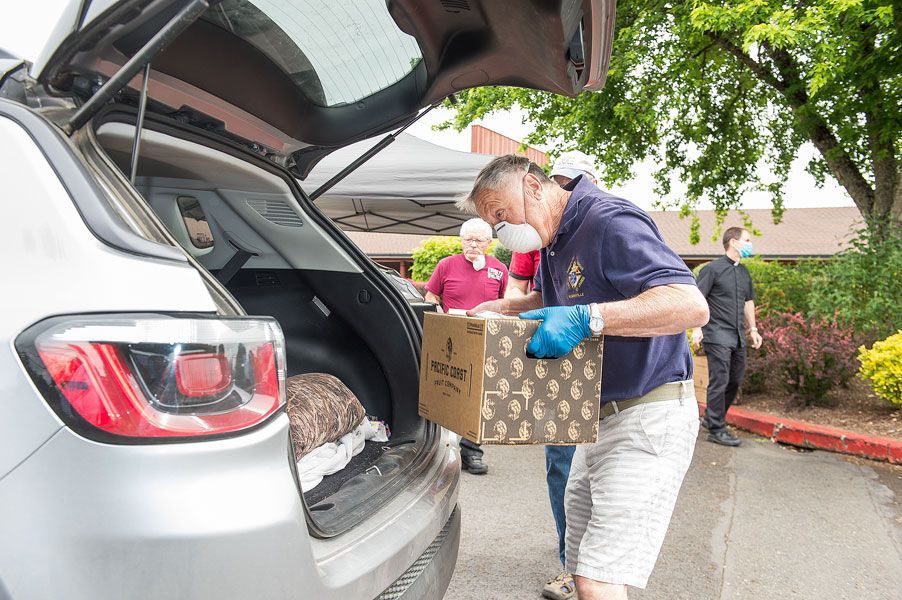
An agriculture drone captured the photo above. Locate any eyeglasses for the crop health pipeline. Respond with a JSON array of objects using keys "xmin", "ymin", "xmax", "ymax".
[{"xmin": 462, "ymin": 237, "xmax": 490, "ymax": 245}]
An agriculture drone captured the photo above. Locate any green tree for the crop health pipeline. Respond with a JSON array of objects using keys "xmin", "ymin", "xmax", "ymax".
[
  {"xmin": 445, "ymin": 0, "xmax": 901, "ymax": 238},
  {"xmin": 692, "ymin": 257, "xmax": 825, "ymax": 317}
]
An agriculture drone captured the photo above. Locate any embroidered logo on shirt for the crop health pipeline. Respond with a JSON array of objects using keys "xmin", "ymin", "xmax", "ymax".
[
  {"xmin": 567, "ymin": 257, "xmax": 585, "ymax": 292},
  {"xmin": 487, "ymin": 267, "xmax": 503, "ymax": 281}
]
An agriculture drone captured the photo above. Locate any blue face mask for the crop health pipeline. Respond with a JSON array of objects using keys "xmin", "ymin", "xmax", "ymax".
[{"xmin": 739, "ymin": 241, "xmax": 754, "ymax": 258}]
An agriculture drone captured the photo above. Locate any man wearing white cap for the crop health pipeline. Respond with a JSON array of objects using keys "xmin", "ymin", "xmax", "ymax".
[
  {"xmin": 550, "ymin": 150, "xmax": 599, "ymax": 186},
  {"xmin": 505, "ymin": 150, "xmax": 597, "ymax": 600}
]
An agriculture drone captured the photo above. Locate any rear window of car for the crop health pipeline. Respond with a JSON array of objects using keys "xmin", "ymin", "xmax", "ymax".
[{"xmin": 202, "ymin": 0, "xmax": 423, "ymax": 108}]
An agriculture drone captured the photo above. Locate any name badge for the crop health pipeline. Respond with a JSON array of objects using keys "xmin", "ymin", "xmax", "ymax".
[{"xmin": 487, "ymin": 267, "xmax": 503, "ymax": 281}]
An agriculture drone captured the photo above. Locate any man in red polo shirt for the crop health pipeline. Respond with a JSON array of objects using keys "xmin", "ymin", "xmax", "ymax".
[
  {"xmin": 425, "ymin": 218, "xmax": 508, "ymax": 474},
  {"xmin": 507, "ymin": 249, "xmax": 542, "ymax": 297}
]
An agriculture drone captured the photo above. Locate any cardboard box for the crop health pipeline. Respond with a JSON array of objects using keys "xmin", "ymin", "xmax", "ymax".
[{"xmin": 418, "ymin": 312, "xmax": 603, "ymax": 445}]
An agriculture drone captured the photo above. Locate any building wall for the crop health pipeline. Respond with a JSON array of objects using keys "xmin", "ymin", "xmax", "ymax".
[{"xmin": 471, "ymin": 125, "xmax": 549, "ymax": 166}]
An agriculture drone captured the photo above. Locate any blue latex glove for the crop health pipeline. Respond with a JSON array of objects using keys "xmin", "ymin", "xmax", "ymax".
[{"xmin": 519, "ymin": 305, "xmax": 591, "ymax": 359}]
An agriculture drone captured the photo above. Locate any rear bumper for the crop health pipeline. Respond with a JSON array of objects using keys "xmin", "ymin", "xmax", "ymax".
[
  {"xmin": 310, "ymin": 426, "xmax": 461, "ymax": 598},
  {"xmin": 0, "ymin": 418, "xmax": 461, "ymax": 600},
  {"xmin": 377, "ymin": 505, "xmax": 461, "ymax": 600}
]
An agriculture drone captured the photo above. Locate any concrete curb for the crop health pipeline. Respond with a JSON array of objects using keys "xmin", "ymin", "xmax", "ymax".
[{"xmin": 696, "ymin": 401, "xmax": 902, "ymax": 465}]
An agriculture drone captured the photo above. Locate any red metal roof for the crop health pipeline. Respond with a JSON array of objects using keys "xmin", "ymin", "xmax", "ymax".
[
  {"xmin": 345, "ymin": 232, "xmax": 436, "ymax": 257},
  {"xmin": 470, "ymin": 125, "xmax": 549, "ymax": 166}
]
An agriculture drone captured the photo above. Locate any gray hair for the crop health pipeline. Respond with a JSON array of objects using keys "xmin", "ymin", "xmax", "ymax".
[
  {"xmin": 459, "ymin": 217, "xmax": 493, "ymax": 239},
  {"xmin": 456, "ymin": 154, "xmax": 553, "ymax": 214}
]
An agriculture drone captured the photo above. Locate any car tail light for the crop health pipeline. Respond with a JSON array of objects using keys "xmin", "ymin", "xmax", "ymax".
[{"xmin": 17, "ymin": 315, "xmax": 286, "ymax": 441}]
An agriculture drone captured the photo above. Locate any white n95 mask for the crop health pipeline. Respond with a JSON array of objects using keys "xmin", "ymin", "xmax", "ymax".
[
  {"xmin": 494, "ymin": 221, "xmax": 543, "ymax": 253},
  {"xmin": 472, "ymin": 254, "xmax": 486, "ymax": 271}
]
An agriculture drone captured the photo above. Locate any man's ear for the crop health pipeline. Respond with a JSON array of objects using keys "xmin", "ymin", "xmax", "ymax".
[{"xmin": 523, "ymin": 173, "xmax": 542, "ymax": 198}]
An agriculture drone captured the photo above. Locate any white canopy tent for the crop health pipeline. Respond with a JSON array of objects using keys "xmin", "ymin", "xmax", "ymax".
[{"xmin": 300, "ymin": 134, "xmax": 494, "ymax": 234}]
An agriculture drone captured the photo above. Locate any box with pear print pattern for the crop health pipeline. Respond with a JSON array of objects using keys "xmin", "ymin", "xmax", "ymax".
[{"xmin": 418, "ymin": 312, "xmax": 602, "ymax": 445}]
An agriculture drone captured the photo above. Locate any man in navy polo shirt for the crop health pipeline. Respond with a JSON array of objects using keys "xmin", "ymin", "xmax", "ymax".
[
  {"xmin": 505, "ymin": 150, "xmax": 601, "ymax": 600},
  {"xmin": 463, "ymin": 155, "xmax": 709, "ymax": 600}
]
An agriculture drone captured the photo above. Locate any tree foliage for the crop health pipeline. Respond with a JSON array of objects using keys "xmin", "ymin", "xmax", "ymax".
[
  {"xmin": 691, "ymin": 257, "xmax": 825, "ymax": 317},
  {"xmin": 694, "ymin": 229, "xmax": 899, "ymax": 339},
  {"xmin": 806, "ymin": 226, "xmax": 902, "ymax": 339},
  {"xmin": 739, "ymin": 257, "xmax": 825, "ymax": 317},
  {"xmin": 445, "ymin": 0, "xmax": 901, "ymax": 236}
]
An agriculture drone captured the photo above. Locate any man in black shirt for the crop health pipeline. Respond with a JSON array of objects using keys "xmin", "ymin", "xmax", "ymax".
[{"xmin": 691, "ymin": 227, "xmax": 763, "ymax": 446}]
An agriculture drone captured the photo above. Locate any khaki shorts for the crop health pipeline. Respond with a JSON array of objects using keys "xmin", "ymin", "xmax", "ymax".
[{"xmin": 564, "ymin": 396, "xmax": 699, "ymax": 588}]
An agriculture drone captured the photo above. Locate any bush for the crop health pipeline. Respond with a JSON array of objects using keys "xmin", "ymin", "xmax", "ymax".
[
  {"xmin": 492, "ymin": 244, "xmax": 512, "ymax": 267},
  {"xmin": 762, "ymin": 312, "xmax": 859, "ymax": 405},
  {"xmin": 741, "ymin": 347, "xmax": 769, "ymax": 394},
  {"xmin": 410, "ymin": 236, "xmax": 498, "ymax": 281},
  {"xmin": 808, "ymin": 226, "xmax": 902, "ymax": 340},
  {"xmin": 741, "ymin": 258, "xmax": 825, "ymax": 318},
  {"xmin": 858, "ymin": 331, "xmax": 902, "ymax": 409},
  {"xmin": 694, "ymin": 258, "xmax": 825, "ymax": 319},
  {"xmin": 740, "ymin": 312, "xmax": 780, "ymax": 395}
]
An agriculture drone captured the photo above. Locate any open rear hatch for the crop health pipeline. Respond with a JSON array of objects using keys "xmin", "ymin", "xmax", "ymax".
[
  {"xmin": 28, "ymin": 0, "xmax": 615, "ymax": 534},
  {"xmin": 34, "ymin": 0, "xmax": 615, "ymax": 176}
]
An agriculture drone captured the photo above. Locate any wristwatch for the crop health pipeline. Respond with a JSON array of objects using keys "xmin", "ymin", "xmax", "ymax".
[{"xmin": 588, "ymin": 303, "xmax": 605, "ymax": 336}]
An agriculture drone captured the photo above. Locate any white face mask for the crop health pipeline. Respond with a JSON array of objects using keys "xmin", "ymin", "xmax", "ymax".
[
  {"xmin": 493, "ymin": 168, "xmax": 545, "ymax": 253},
  {"xmin": 494, "ymin": 221, "xmax": 543, "ymax": 253},
  {"xmin": 472, "ymin": 254, "xmax": 486, "ymax": 271}
]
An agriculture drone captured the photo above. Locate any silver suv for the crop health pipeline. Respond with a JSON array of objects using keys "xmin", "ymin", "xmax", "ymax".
[{"xmin": 0, "ymin": 1, "xmax": 613, "ymax": 598}]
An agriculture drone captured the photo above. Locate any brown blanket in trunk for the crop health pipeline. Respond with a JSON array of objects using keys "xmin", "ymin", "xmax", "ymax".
[{"xmin": 286, "ymin": 372, "xmax": 366, "ymax": 461}]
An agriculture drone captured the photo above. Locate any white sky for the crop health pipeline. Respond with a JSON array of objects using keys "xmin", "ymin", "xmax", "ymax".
[
  {"xmin": 0, "ymin": 0, "xmax": 68, "ymax": 62},
  {"xmin": 2, "ymin": 2, "xmax": 854, "ymax": 213}
]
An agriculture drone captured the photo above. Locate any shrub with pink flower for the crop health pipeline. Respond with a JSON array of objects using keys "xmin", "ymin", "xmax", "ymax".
[
  {"xmin": 741, "ymin": 343, "xmax": 769, "ymax": 394},
  {"xmin": 761, "ymin": 312, "xmax": 859, "ymax": 405}
]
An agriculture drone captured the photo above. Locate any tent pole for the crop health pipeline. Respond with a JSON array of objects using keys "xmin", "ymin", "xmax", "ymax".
[{"xmin": 309, "ymin": 98, "xmax": 448, "ymax": 201}]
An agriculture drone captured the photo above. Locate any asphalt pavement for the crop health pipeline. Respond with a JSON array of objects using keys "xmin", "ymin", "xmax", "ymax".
[{"xmin": 443, "ymin": 430, "xmax": 902, "ymax": 600}]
